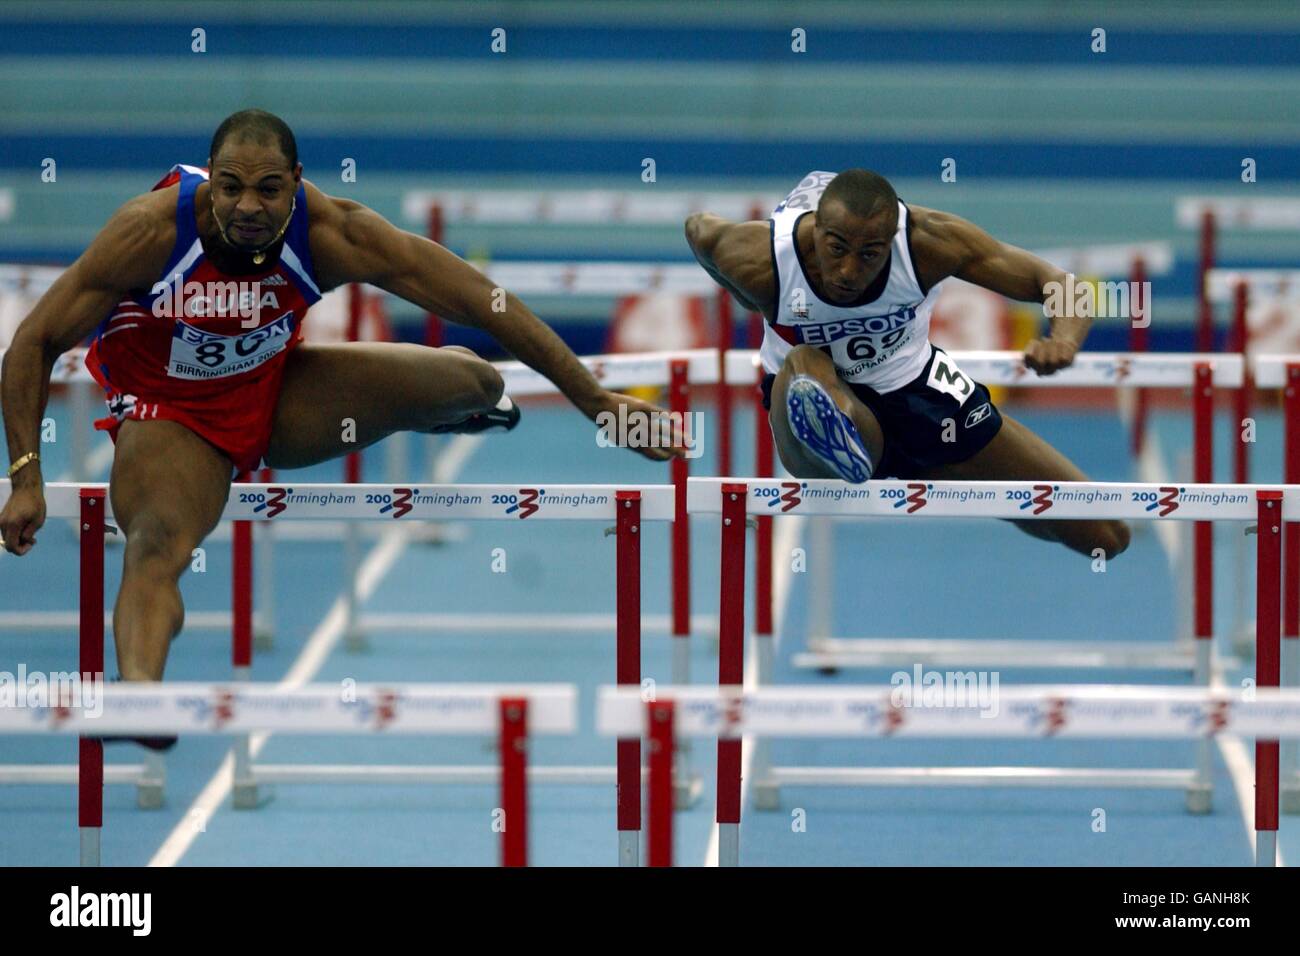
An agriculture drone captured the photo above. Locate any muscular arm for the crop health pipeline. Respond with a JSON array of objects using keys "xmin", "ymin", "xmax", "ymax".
[
  {"xmin": 307, "ymin": 186, "xmax": 612, "ymax": 416},
  {"xmin": 910, "ymin": 207, "xmax": 1092, "ymax": 352},
  {"xmin": 684, "ymin": 214, "xmax": 775, "ymax": 316},
  {"xmin": 2, "ymin": 197, "xmax": 170, "ymax": 490}
]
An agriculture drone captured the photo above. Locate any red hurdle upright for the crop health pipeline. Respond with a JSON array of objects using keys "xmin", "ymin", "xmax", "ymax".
[
  {"xmin": 78, "ymin": 488, "xmax": 106, "ymax": 867},
  {"xmin": 499, "ymin": 697, "xmax": 528, "ymax": 867}
]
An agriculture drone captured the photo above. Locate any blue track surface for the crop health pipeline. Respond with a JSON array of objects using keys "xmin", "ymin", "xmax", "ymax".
[{"xmin": 1, "ymin": 392, "xmax": 1295, "ymax": 866}]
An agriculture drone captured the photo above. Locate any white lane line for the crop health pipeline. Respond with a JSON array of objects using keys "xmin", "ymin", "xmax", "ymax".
[
  {"xmin": 703, "ymin": 511, "xmax": 802, "ymax": 866},
  {"xmin": 432, "ymin": 434, "xmax": 485, "ymax": 483},
  {"xmin": 1133, "ymin": 409, "xmax": 1280, "ymax": 864},
  {"xmin": 148, "ymin": 437, "xmax": 478, "ymax": 867}
]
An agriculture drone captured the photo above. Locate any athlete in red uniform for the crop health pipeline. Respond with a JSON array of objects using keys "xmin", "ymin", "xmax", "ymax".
[{"xmin": 1, "ymin": 111, "xmax": 679, "ymax": 712}]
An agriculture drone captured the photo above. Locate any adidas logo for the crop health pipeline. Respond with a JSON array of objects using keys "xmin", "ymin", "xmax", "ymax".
[{"xmin": 260, "ymin": 274, "xmax": 287, "ymax": 286}]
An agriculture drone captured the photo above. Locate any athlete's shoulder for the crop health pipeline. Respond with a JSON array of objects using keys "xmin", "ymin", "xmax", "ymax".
[
  {"xmin": 303, "ymin": 179, "xmax": 388, "ymax": 248},
  {"xmin": 78, "ymin": 187, "xmax": 176, "ymax": 291},
  {"xmin": 718, "ymin": 218, "xmax": 779, "ymax": 309},
  {"xmin": 301, "ymin": 178, "xmax": 354, "ymax": 227},
  {"xmin": 901, "ymin": 204, "xmax": 970, "ymax": 288},
  {"xmin": 302, "ymin": 180, "xmax": 399, "ymax": 291}
]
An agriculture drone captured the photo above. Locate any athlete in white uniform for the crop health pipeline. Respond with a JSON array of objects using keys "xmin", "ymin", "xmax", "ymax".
[{"xmin": 686, "ymin": 169, "xmax": 1129, "ymax": 558}]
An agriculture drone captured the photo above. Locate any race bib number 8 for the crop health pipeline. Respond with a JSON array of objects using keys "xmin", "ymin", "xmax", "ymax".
[{"xmin": 168, "ymin": 311, "xmax": 296, "ymax": 380}]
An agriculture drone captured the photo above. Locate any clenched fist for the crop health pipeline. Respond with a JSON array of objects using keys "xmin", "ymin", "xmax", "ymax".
[
  {"xmin": 0, "ymin": 484, "xmax": 46, "ymax": 556},
  {"xmin": 1023, "ymin": 337, "xmax": 1079, "ymax": 376}
]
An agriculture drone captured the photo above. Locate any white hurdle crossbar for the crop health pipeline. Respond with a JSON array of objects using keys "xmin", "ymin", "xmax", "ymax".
[{"xmin": 688, "ymin": 477, "xmax": 1295, "ymax": 865}]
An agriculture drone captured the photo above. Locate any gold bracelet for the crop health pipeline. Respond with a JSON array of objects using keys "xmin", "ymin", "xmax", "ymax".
[{"xmin": 7, "ymin": 451, "xmax": 40, "ymax": 478}]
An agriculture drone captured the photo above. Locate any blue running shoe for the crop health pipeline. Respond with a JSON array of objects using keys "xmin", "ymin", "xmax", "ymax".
[{"xmin": 786, "ymin": 375, "xmax": 874, "ymax": 483}]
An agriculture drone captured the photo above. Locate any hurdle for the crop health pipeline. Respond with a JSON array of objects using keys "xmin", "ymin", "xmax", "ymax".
[
  {"xmin": 0, "ymin": 483, "xmax": 165, "ymax": 807},
  {"xmin": 1202, "ymin": 272, "xmax": 1300, "ymax": 658},
  {"xmin": 1176, "ymin": 197, "xmax": 1300, "ymax": 353},
  {"xmin": 16, "ymin": 344, "xmax": 724, "ymax": 810},
  {"xmin": 721, "ymin": 349, "xmax": 1244, "ymax": 679},
  {"xmin": 1256, "ymin": 352, "xmax": 1300, "ymax": 810},
  {"xmin": 227, "ymin": 348, "xmax": 721, "ymax": 812},
  {"xmin": 598, "ymin": 682, "xmax": 1300, "ymax": 867},
  {"xmin": 3, "ymin": 479, "xmax": 671, "ymax": 866},
  {"xmin": 1174, "ymin": 199, "xmax": 1300, "ymax": 578},
  {"xmin": 0, "ymin": 679, "xmax": 577, "ymax": 867},
  {"xmin": 689, "ymin": 477, "xmax": 1295, "ymax": 847},
  {"xmin": 327, "ymin": 346, "xmax": 722, "ymax": 654}
]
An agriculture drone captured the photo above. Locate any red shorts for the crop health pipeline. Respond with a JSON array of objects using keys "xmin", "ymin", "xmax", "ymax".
[{"xmin": 89, "ymin": 362, "xmax": 287, "ymax": 476}]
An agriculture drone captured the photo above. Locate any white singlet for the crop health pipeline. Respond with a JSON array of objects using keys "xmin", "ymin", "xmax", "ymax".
[{"xmin": 759, "ymin": 170, "xmax": 944, "ymax": 394}]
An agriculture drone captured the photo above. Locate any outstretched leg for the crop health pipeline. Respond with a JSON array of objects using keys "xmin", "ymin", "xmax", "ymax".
[
  {"xmin": 264, "ymin": 342, "xmax": 505, "ymax": 469},
  {"xmin": 917, "ymin": 412, "xmax": 1131, "ymax": 559}
]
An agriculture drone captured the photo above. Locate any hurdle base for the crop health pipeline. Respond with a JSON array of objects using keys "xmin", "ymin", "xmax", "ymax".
[
  {"xmin": 0, "ymin": 763, "xmax": 166, "ymax": 808},
  {"xmin": 135, "ymin": 751, "xmax": 166, "ymax": 809},
  {"xmin": 352, "ymin": 611, "xmax": 719, "ymax": 636},
  {"xmin": 674, "ymin": 772, "xmax": 704, "ymax": 810},
  {"xmin": 797, "ymin": 637, "xmax": 1231, "ymax": 671},
  {"xmin": 1282, "ymin": 784, "xmax": 1300, "ymax": 814},
  {"xmin": 249, "ymin": 763, "xmax": 629, "ymax": 785},
  {"xmin": 1184, "ymin": 783, "xmax": 1212, "ymax": 815},
  {"xmin": 232, "ymin": 782, "xmax": 273, "ymax": 810},
  {"xmin": 343, "ymin": 628, "xmax": 369, "ymax": 653},
  {"xmin": 754, "ymin": 766, "xmax": 1200, "ymax": 800},
  {"xmin": 254, "ymin": 627, "xmax": 274, "ymax": 652},
  {"xmin": 1230, "ymin": 622, "xmax": 1255, "ymax": 661},
  {"xmin": 0, "ymin": 763, "xmax": 149, "ymax": 785}
]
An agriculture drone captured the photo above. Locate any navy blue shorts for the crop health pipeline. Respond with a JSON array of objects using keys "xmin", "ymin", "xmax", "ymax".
[{"xmin": 761, "ymin": 346, "xmax": 1003, "ymax": 479}]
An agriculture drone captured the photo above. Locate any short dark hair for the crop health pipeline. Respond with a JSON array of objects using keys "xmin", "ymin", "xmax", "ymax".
[
  {"xmin": 819, "ymin": 169, "xmax": 897, "ymax": 220},
  {"xmin": 209, "ymin": 109, "xmax": 298, "ymax": 169}
]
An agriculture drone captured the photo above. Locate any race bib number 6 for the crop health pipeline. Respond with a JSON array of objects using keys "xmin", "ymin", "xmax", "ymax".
[{"xmin": 168, "ymin": 311, "xmax": 296, "ymax": 381}]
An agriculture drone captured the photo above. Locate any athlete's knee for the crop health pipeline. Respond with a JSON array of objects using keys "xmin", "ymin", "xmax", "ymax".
[
  {"xmin": 1074, "ymin": 520, "xmax": 1130, "ymax": 560},
  {"xmin": 461, "ymin": 354, "xmax": 505, "ymax": 412},
  {"xmin": 121, "ymin": 513, "xmax": 199, "ymax": 578},
  {"xmin": 430, "ymin": 349, "xmax": 503, "ymax": 419},
  {"xmin": 782, "ymin": 344, "xmax": 834, "ymax": 378},
  {"xmin": 1096, "ymin": 520, "xmax": 1131, "ymax": 559}
]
